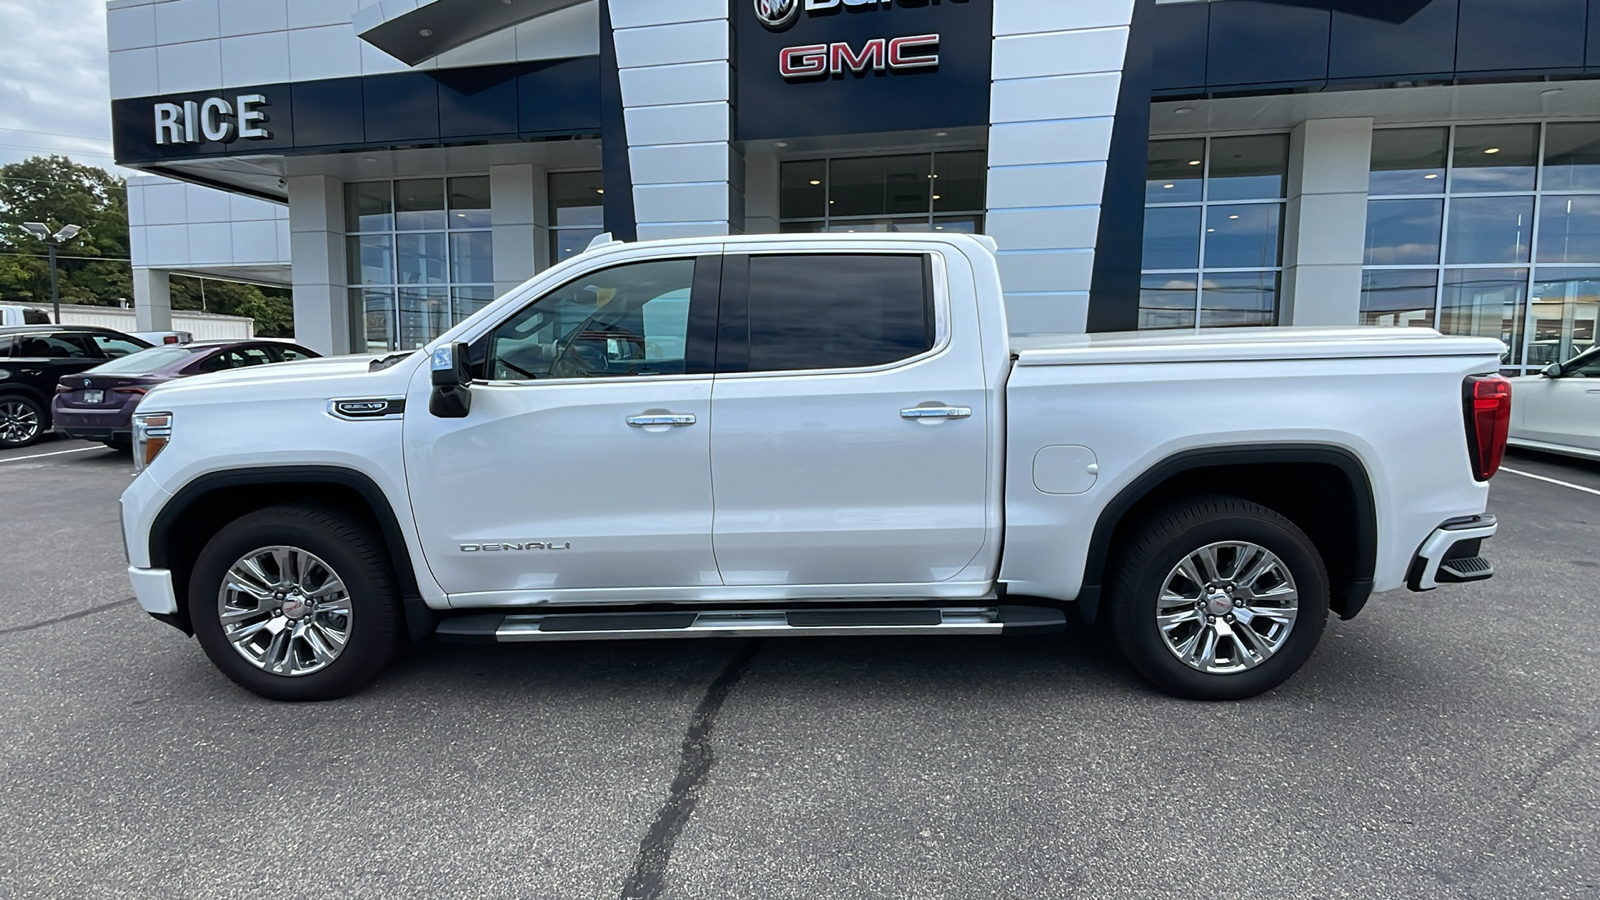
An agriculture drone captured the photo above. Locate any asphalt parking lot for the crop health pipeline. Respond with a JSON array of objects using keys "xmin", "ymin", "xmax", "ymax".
[{"xmin": 0, "ymin": 436, "xmax": 1595, "ymax": 899}]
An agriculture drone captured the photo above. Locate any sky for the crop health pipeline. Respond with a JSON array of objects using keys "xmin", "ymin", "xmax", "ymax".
[{"xmin": 0, "ymin": 0, "xmax": 123, "ymax": 173}]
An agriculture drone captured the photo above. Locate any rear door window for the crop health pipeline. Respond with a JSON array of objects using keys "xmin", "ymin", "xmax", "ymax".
[
  {"xmin": 733, "ymin": 254, "xmax": 934, "ymax": 373},
  {"xmin": 14, "ymin": 333, "xmax": 93, "ymax": 359},
  {"xmin": 89, "ymin": 333, "xmax": 149, "ymax": 358},
  {"xmin": 272, "ymin": 346, "xmax": 317, "ymax": 362}
]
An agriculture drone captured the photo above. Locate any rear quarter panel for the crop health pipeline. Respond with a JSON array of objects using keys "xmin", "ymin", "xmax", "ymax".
[{"xmin": 1001, "ymin": 353, "xmax": 1498, "ymax": 601}]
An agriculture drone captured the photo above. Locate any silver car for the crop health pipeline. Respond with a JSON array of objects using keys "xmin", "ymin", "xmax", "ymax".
[{"xmin": 1510, "ymin": 345, "xmax": 1600, "ymax": 461}]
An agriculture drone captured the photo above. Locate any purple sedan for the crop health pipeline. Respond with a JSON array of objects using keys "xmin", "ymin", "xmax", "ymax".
[{"xmin": 52, "ymin": 340, "xmax": 320, "ymax": 448}]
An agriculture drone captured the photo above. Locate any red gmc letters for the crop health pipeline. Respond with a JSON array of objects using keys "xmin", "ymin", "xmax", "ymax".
[{"xmin": 779, "ymin": 34, "xmax": 940, "ymax": 78}]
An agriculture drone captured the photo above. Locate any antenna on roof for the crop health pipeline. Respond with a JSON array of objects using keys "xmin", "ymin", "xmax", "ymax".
[{"xmin": 586, "ymin": 233, "xmax": 623, "ymax": 253}]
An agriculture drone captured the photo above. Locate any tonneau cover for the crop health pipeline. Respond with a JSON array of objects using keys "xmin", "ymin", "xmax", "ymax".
[{"xmin": 1010, "ymin": 327, "xmax": 1507, "ymax": 366}]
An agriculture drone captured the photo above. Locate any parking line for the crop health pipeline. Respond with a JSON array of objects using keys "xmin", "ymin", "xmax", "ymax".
[
  {"xmin": 1499, "ymin": 467, "xmax": 1600, "ymax": 498},
  {"xmin": 0, "ymin": 446, "xmax": 104, "ymax": 464}
]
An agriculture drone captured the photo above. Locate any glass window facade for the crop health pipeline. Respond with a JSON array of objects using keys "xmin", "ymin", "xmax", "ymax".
[
  {"xmin": 346, "ymin": 177, "xmax": 494, "ymax": 353},
  {"xmin": 1141, "ymin": 135, "xmax": 1290, "ymax": 329},
  {"xmin": 1362, "ymin": 123, "xmax": 1600, "ymax": 372},
  {"xmin": 778, "ymin": 151, "xmax": 986, "ymax": 234},
  {"xmin": 549, "ymin": 171, "xmax": 605, "ymax": 264}
]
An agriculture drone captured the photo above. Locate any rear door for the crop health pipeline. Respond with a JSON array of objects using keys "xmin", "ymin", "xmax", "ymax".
[{"xmin": 707, "ymin": 250, "xmax": 991, "ymax": 589}]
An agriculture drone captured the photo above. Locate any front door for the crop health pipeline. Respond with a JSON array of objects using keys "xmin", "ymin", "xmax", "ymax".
[
  {"xmin": 708, "ymin": 251, "xmax": 991, "ymax": 589},
  {"xmin": 406, "ymin": 255, "xmax": 724, "ymax": 600},
  {"xmin": 1522, "ymin": 350, "xmax": 1600, "ymax": 450}
]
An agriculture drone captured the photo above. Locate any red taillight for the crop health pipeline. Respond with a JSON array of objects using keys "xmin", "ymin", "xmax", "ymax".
[
  {"xmin": 163, "ymin": 335, "xmax": 179, "ymax": 344},
  {"xmin": 54, "ymin": 384, "xmax": 70, "ymax": 394},
  {"xmin": 112, "ymin": 386, "xmax": 149, "ymax": 395},
  {"xmin": 1464, "ymin": 374, "xmax": 1512, "ymax": 481}
]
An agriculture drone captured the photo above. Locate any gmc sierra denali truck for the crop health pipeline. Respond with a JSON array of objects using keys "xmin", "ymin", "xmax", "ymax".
[{"xmin": 120, "ymin": 233, "xmax": 1508, "ymax": 702}]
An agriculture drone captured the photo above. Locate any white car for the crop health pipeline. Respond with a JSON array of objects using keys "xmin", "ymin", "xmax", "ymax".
[
  {"xmin": 1509, "ymin": 346, "xmax": 1600, "ymax": 462},
  {"xmin": 119, "ymin": 233, "xmax": 1508, "ymax": 703}
]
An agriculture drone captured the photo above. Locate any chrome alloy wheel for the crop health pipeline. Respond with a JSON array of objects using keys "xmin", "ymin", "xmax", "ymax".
[
  {"xmin": 218, "ymin": 546, "xmax": 353, "ymax": 677},
  {"xmin": 1155, "ymin": 541, "xmax": 1299, "ymax": 675},
  {"xmin": 0, "ymin": 400, "xmax": 40, "ymax": 445}
]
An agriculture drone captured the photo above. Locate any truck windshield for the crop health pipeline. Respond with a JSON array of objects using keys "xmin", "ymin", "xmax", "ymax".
[{"xmin": 87, "ymin": 346, "xmax": 200, "ymax": 375}]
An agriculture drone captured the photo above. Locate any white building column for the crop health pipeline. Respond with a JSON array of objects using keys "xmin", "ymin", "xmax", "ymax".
[
  {"xmin": 491, "ymin": 163, "xmax": 549, "ymax": 296},
  {"xmin": 610, "ymin": 0, "xmax": 740, "ymax": 239},
  {"xmin": 986, "ymin": 0, "xmax": 1135, "ymax": 334},
  {"xmin": 1281, "ymin": 117, "xmax": 1374, "ymax": 326},
  {"xmin": 286, "ymin": 176, "xmax": 350, "ymax": 355},
  {"xmin": 132, "ymin": 268, "xmax": 172, "ymax": 331}
]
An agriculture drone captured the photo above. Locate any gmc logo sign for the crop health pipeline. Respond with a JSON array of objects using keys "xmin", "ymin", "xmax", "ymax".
[{"xmin": 780, "ymin": 34, "xmax": 939, "ymax": 79}]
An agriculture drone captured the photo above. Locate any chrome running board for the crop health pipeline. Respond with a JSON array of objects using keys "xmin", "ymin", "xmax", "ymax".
[{"xmin": 436, "ymin": 606, "xmax": 1065, "ymax": 643}]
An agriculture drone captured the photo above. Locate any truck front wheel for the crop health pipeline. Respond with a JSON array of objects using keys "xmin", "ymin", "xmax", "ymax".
[
  {"xmin": 1107, "ymin": 496, "xmax": 1329, "ymax": 700},
  {"xmin": 189, "ymin": 504, "xmax": 403, "ymax": 701}
]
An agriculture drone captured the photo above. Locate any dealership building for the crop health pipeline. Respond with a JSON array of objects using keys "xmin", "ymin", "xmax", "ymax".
[{"xmin": 108, "ymin": 0, "xmax": 1600, "ymax": 372}]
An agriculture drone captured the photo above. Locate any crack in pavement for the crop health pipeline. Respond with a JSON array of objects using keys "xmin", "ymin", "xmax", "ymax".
[
  {"xmin": 620, "ymin": 641, "xmax": 761, "ymax": 900},
  {"xmin": 0, "ymin": 598, "xmax": 135, "ymax": 636}
]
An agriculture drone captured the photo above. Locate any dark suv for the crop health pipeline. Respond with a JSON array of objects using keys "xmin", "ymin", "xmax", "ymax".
[{"xmin": 0, "ymin": 326, "xmax": 152, "ymax": 449}]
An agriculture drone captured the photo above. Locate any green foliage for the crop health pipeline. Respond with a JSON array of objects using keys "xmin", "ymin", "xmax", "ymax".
[{"xmin": 0, "ymin": 155, "xmax": 292, "ymax": 336}]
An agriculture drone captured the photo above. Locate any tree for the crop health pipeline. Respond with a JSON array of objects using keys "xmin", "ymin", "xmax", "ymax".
[{"xmin": 0, "ymin": 155, "xmax": 131, "ymax": 305}]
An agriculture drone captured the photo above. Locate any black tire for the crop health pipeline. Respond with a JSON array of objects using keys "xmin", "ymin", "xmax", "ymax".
[
  {"xmin": 0, "ymin": 394, "xmax": 47, "ymax": 449},
  {"xmin": 189, "ymin": 504, "xmax": 403, "ymax": 701},
  {"xmin": 102, "ymin": 441, "xmax": 132, "ymax": 454},
  {"xmin": 1107, "ymin": 495, "xmax": 1329, "ymax": 701}
]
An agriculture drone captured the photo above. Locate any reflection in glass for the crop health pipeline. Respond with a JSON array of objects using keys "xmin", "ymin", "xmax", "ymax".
[
  {"xmin": 1364, "ymin": 199, "xmax": 1443, "ymax": 265},
  {"xmin": 1529, "ymin": 268, "xmax": 1600, "ymax": 366},
  {"xmin": 452, "ymin": 286, "xmax": 496, "ymax": 323},
  {"xmin": 395, "ymin": 179, "xmax": 446, "ymax": 231},
  {"xmin": 345, "ymin": 182, "xmax": 392, "ymax": 232},
  {"xmin": 1146, "ymin": 139, "xmax": 1205, "ymax": 203},
  {"xmin": 1360, "ymin": 270, "xmax": 1437, "ymax": 327},
  {"xmin": 397, "ymin": 232, "xmax": 448, "ymax": 284},
  {"xmin": 1207, "ymin": 135, "xmax": 1289, "ymax": 201},
  {"xmin": 933, "ymin": 151, "xmax": 986, "ymax": 213},
  {"xmin": 351, "ymin": 288, "xmax": 394, "ymax": 354},
  {"xmin": 1537, "ymin": 195, "xmax": 1600, "ymax": 264},
  {"xmin": 780, "ymin": 160, "xmax": 827, "ymax": 220},
  {"xmin": 1370, "ymin": 128, "xmax": 1447, "ymax": 195},
  {"xmin": 1440, "ymin": 268, "xmax": 1528, "ymax": 364},
  {"xmin": 932, "ymin": 216, "xmax": 983, "ymax": 233},
  {"xmin": 549, "ymin": 171, "xmax": 605, "ymax": 227},
  {"xmin": 830, "ymin": 155, "xmax": 931, "ymax": 217},
  {"xmin": 1142, "ymin": 206, "xmax": 1201, "ymax": 270},
  {"xmin": 1201, "ymin": 272, "xmax": 1278, "ymax": 327},
  {"xmin": 347, "ymin": 235, "xmax": 393, "ymax": 285},
  {"xmin": 1446, "ymin": 196, "xmax": 1533, "ymax": 264},
  {"xmin": 450, "ymin": 231, "xmax": 494, "ymax": 284},
  {"xmin": 1543, "ymin": 123, "xmax": 1600, "ymax": 192},
  {"xmin": 1203, "ymin": 203, "xmax": 1282, "ymax": 269},
  {"xmin": 1451, "ymin": 124, "xmax": 1538, "ymax": 193},
  {"xmin": 448, "ymin": 176, "xmax": 491, "ymax": 230},
  {"xmin": 553, "ymin": 227, "xmax": 603, "ymax": 262},
  {"xmin": 1140, "ymin": 274, "xmax": 1197, "ymax": 330},
  {"xmin": 399, "ymin": 287, "xmax": 451, "ymax": 350}
]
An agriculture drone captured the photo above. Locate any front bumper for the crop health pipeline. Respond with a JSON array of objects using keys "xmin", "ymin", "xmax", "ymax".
[
  {"xmin": 1407, "ymin": 515, "xmax": 1498, "ymax": 591},
  {"xmin": 129, "ymin": 565, "xmax": 178, "ymax": 615}
]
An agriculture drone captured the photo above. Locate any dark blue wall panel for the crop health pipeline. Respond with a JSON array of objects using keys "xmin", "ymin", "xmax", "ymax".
[
  {"xmin": 1588, "ymin": 0, "xmax": 1600, "ymax": 68},
  {"xmin": 1330, "ymin": 1, "xmax": 1458, "ymax": 79},
  {"xmin": 291, "ymin": 80, "xmax": 364, "ymax": 149},
  {"xmin": 1455, "ymin": 0, "xmax": 1587, "ymax": 72},
  {"xmin": 1152, "ymin": 1, "xmax": 1209, "ymax": 91},
  {"xmin": 1207, "ymin": 2, "xmax": 1331, "ymax": 87}
]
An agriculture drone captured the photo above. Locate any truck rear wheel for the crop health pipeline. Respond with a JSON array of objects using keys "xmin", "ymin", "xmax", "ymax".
[
  {"xmin": 1107, "ymin": 496, "xmax": 1328, "ymax": 700},
  {"xmin": 189, "ymin": 504, "xmax": 403, "ymax": 701}
]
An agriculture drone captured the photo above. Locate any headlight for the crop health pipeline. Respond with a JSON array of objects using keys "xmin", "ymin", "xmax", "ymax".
[{"xmin": 132, "ymin": 411, "xmax": 172, "ymax": 474}]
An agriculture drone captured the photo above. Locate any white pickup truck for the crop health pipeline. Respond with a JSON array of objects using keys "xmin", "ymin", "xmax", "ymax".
[{"xmin": 120, "ymin": 233, "xmax": 1510, "ymax": 702}]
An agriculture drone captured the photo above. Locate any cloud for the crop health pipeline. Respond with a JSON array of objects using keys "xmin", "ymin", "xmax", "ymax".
[{"xmin": 0, "ymin": 0, "xmax": 121, "ymax": 172}]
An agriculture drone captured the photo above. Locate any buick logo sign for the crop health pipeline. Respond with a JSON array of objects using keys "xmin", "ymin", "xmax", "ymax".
[{"xmin": 754, "ymin": 0, "xmax": 800, "ymax": 30}]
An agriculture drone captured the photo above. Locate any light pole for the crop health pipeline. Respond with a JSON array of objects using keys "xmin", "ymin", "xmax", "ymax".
[{"xmin": 22, "ymin": 222, "xmax": 82, "ymax": 324}]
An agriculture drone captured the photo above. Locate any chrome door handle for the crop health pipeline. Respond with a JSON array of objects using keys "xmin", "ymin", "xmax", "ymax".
[
  {"xmin": 627, "ymin": 414, "xmax": 697, "ymax": 427},
  {"xmin": 901, "ymin": 406, "xmax": 973, "ymax": 420}
]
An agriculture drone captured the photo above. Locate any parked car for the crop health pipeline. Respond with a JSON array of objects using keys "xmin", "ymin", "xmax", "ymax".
[
  {"xmin": 0, "ymin": 325, "xmax": 153, "ymax": 448},
  {"xmin": 131, "ymin": 331, "xmax": 195, "ymax": 346},
  {"xmin": 1508, "ymin": 344, "xmax": 1600, "ymax": 461},
  {"xmin": 52, "ymin": 340, "xmax": 321, "ymax": 449},
  {"xmin": 121, "ymin": 233, "xmax": 1507, "ymax": 703}
]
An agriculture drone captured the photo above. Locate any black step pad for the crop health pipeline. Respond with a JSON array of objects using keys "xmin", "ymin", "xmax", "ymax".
[
  {"xmin": 1437, "ymin": 556, "xmax": 1494, "ymax": 583},
  {"xmin": 435, "ymin": 614, "xmax": 507, "ymax": 644},
  {"xmin": 538, "ymin": 613, "xmax": 699, "ymax": 632},
  {"xmin": 787, "ymin": 609, "xmax": 943, "ymax": 627}
]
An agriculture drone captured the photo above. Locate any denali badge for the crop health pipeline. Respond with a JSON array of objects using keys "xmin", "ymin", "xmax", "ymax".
[
  {"xmin": 461, "ymin": 542, "xmax": 572, "ymax": 552},
  {"xmin": 754, "ymin": 0, "xmax": 800, "ymax": 30}
]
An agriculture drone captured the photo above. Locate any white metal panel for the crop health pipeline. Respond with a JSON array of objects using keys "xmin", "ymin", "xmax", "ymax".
[
  {"xmin": 221, "ymin": 32, "xmax": 292, "ymax": 87},
  {"xmin": 218, "ymin": 0, "xmax": 288, "ymax": 37},
  {"xmin": 157, "ymin": 40, "xmax": 223, "ymax": 94}
]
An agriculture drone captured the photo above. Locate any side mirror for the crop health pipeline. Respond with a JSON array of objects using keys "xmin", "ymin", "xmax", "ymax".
[
  {"xmin": 1542, "ymin": 363, "xmax": 1563, "ymax": 379},
  {"xmin": 429, "ymin": 342, "xmax": 473, "ymax": 419}
]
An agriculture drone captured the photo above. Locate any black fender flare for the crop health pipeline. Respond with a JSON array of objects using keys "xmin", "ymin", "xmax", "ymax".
[
  {"xmin": 1074, "ymin": 444, "xmax": 1378, "ymax": 625},
  {"xmin": 149, "ymin": 465, "xmax": 436, "ymax": 640}
]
